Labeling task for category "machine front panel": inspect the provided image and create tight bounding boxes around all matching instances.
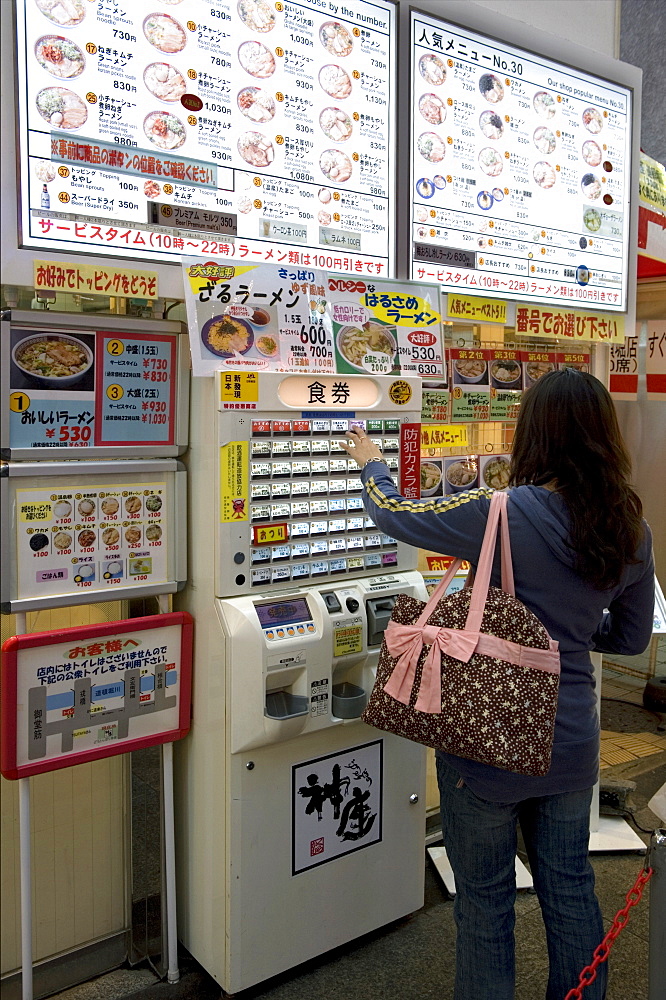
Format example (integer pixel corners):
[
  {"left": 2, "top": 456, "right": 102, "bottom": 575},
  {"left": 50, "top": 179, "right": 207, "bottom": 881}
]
[{"left": 216, "top": 373, "right": 422, "bottom": 598}]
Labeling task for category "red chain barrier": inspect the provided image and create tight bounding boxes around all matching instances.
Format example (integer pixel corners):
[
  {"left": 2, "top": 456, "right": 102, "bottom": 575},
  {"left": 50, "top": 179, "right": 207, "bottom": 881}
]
[{"left": 563, "top": 865, "right": 653, "bottom": 1000}]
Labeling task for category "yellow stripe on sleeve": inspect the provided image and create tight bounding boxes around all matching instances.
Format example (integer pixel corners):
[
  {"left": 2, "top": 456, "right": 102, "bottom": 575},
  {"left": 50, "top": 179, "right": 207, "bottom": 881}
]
[{"left": 365, "top": 478, "right": 494, "bottom": 514}]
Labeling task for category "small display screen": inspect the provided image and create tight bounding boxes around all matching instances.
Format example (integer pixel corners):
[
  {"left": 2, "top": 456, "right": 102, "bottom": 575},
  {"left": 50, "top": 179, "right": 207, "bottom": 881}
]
[{"left": 255, "top": 598, "right": 312, "bottom": 629}]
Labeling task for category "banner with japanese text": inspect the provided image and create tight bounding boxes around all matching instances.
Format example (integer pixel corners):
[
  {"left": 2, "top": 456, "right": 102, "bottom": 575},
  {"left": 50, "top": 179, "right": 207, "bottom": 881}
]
[
  {"left": 646, "top": 321, "right": 666, "bottom": 400},
  {"left": 183, "top": 259, "right": 444, "bottom": 378},
  {"left": 515, "top": 305, "right": 624, "bottom": 343},
  {"left": 34, "top": 260, "right": 158, "bottom": 299},
  {"left": 609, "top": 336, "right": 638, "bottom": 400}
]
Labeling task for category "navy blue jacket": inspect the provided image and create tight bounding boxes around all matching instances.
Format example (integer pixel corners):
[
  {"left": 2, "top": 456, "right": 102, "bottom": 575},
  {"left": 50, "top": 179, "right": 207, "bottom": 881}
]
[{"left": 361, "top": 461, "right": 655, "bottom": 801}]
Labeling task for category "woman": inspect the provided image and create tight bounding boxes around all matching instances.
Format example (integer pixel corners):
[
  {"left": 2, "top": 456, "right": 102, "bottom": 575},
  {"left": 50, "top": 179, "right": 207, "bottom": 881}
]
[{"left": 341, "top": 369, "right": 654, "bottom": 1000}]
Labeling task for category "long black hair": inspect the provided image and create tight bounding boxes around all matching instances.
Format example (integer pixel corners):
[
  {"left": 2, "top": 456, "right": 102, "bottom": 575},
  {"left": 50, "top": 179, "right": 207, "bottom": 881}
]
[{"left": 509, "top": 368, "right": 644, "bottom": 589}]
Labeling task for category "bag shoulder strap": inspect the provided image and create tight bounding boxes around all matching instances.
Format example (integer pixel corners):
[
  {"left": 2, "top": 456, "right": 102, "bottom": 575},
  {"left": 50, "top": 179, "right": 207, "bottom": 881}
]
[
  {"left": 414, "top": 490, "right": 514, "bottom": 628},
  {"left": 466, "top": 491, "right": 514, "bottom": 632}
]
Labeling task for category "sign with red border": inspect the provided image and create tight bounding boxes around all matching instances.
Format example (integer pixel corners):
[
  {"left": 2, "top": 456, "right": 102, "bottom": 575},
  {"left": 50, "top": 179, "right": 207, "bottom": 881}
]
[{"left": 1, "top": 613, "right": 192, "bottom": 780}]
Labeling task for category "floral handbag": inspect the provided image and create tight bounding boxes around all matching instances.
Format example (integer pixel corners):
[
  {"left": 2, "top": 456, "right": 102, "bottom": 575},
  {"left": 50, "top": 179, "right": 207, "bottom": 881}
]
[{"left": 361, "top": 491, "right": 561, "bottom": 776}]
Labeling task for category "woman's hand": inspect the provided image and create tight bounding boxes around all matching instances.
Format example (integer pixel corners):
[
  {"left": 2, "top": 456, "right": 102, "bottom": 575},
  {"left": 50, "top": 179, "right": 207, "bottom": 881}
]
[{"left": 340, "top": 427, "right": 385, "bottom": 468}]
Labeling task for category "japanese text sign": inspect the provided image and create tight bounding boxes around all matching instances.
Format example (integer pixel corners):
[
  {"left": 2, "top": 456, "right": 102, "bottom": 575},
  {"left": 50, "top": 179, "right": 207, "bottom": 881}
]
[
  {"left": 1, "top": 613, "right": 193, "bottom": 779},
  {"left": 34, "top": 261, "right": 158, "bottom": 299},
  {"left": 184, "top": 261, "right": 444, "bottom": 378},
  {"left": 646, "top": 320, "right": 666, "bottom": 400},
  {"left": 515, "top": 306, "right": 624, "bottom": 343},
  {"left": 609, "top": 336, "right": 638, "bottom": 399}
]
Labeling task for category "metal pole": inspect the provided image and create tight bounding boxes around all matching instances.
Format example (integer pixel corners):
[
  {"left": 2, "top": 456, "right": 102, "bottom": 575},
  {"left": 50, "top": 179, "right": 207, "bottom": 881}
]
[
  {"left": 156, "top": 594, "right": 179, "bottom": 984},
  {"left": 19, "top": 778, "right": 33, "bottom": 1000},
  {"left": 648, "top": 828, "right": 666, "bottom": 1000},
  {"left": 162, "top": 741, "right": 179, "bottom": 984},
  {"left": 16, "top": 612, "right": 33, "bottom": 1000}
]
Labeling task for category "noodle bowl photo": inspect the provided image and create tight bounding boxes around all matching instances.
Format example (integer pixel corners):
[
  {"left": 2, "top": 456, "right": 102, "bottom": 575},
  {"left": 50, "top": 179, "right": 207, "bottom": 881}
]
[
  {"left": 337, "top": 322, "right": 396, "bottom": 371},
  {"left": 12, "top": 334, "right": 93, "bottom": 387}
]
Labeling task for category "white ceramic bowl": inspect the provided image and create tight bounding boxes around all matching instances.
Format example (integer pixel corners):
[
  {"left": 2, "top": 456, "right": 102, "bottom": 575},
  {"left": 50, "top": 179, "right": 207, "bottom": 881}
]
[
  {"left": 420, "top": 462, "right": 443, "bottom": 496},
  {"left": 445, "top": 461, "right": 478, "bottom": 493},
  {"left": 12, "top": 333, "right": 93, "bottom": 387}
]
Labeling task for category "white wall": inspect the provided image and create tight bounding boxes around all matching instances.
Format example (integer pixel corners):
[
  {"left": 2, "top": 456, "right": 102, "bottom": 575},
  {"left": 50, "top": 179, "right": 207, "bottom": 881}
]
[{"left": 466, "top": 0, "right": 619, "bottom": 56}]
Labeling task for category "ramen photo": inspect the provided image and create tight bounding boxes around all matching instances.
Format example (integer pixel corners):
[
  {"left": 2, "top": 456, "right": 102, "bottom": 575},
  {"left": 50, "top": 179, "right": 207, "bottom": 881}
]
[
  {"left": 319, "top": 64, "right": 352, "bottom": 99},
  {"left": 36, "top": 87, "right": 87, "bottom": 128},
  {"left": 238, "top": 40, "right": 276, "bottom": 78},
  {"left": 582, "top": 107, "right": 603, "bottom": 134},
  {"left": 237, "top": 0, "right": 275, "bottom": 32},
  {"left": 204, "top": 316, "right": 254, "bottom": 356},
  {"left": 237, "top": 87, "right": 275, "bottom": 123},
  {"left": 319, "top": 107, "right": 353, "bottom": 141},
  {"left": 479, "top": 111, "right": 503, "bottom": 139},
  {"left": 533, "top": 127, "right": 556, "bottom": 155},
  {"left": 420, "top": 462, "right": 442, "bottom": 494},
  {"left": 418, "top": 132, "right": 446, "bottom": 163},
  {"left": 35, "top": 36, "right": 85, "bottom": 78},
  {"left": 143, "top": 62, "right": 186, "bottom": 102},
  {"left": 35, "top": 0, "right": 86, "bottom": 27},
  {"left": 533, "top": 91, "right": 556, "bottom": 118},
  {"left": 319, "top": 21, "right": 353, "bottom": 57},
  {"left": 237, "top": 131, "right": 274, "bottom": 166},
  {"left": 483, "top": 458, "right": 511, "bottom": 490},
  {"left": 533, "top": 161, "right": 556, "bottom": 189},
  {"left": 143, "top": 111, "right": 186, "bottom": 150},
  {"left": 14, "top": 337, "right": 90, "bottom": 379},
  {"left": 419, "top": 93, "right": 447, "bottom": 125},
  {"left": 338, "top": 323, "right": 396, "bottom": 369},
  {"left": 446, "top": 461, "right": 478, "bottom": 489},
  {"left": 479, "top": 147, "right": 503, "bottom": 177},
  {"left": 419, "top": 53, "right": 446, "bottom": 86},
  {"left": 479, "top": 74, "right": 504, "bottom": 103},
  {"left": 143, "top": 13, "right": 187, "bottom": 53}
]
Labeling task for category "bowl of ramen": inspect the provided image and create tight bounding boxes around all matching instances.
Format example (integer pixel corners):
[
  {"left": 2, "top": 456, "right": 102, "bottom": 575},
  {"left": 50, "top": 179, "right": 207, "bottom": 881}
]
[
  {"left": 533, "top": 91, "right": 556, "bottom": 118},
  {"left": 583, "top": 208, "right": 602, "bottom": 232},
  {"left": 35, "top": 0, "right": 86, "bottom": 27},
  {"left": 237, "top": 0, "right": 275, "bottom": 32},
  {"left": 36, "top": 86, "right": 87, "bottom": 129},
  {"left": 35, "top": 35, "right": 85, "bottom": 79},
  {"left": 143, "top": 12, "right": 187, "bottom": 53},
  {"left": 319, "top": 64, "right": 352, "bottom": 99},
  {"left": 12, "top": 334, "right": 93, "bottom": 387},
  {"left": 420, "top": 461, "right": 443, "bottom": 496},
  {"left": 490, "top": 359, "right": 522, "bottom": 387},
  {"left": 418, "top": 132, "right": 446, "bottom": 163},
  {"left": 419, "top": 93, "right": 447, "bottom": 125},
  {"left": 533, "top": 126, "right": 556, "bottom": 155},
  {"left": 482, "top": 457, "right": 511, "bottom": 490},
  {"left": 202, "top": 315, "right": 254, "bottom": 357},
  {"left": 421, "top": 462, "right": 443, "bottom": 497},
  {"left": 337, "top": 322, "right": 396, "bottom": 371},
  {"left": 143, "top": 62, "right": 186, "bottom": 102},
  {"left": 453, "top": 358, "right": 487, "bottom": 384},
  {"left": 416, "top": 177, "right": 435, "bottom": 198},
  {"left": 143, "top": 111, "right": 186, "bottom": 150},
  {"left": 526, "top": 360, "right": 555, "bottom": 384},
  {"left": 319, "top": 21, "right": 353, "bottom": 57},
  {"left": 419, "top": 53, "right": 446, "bottom": 86},
  {"left": 479, "top": 110, "right": 503, "bottom": 139},
  {"left": 582, "top": 107, "right": 603, "bottom": 134},
  {"left": 582, "top": 140, "right": 602, "bottom": 167},
  {"left": 237, "top": 87, "right": 275, "bottom": 123},
  {"left": 445, "top": 460, "right": 478, "bottom": 493}
]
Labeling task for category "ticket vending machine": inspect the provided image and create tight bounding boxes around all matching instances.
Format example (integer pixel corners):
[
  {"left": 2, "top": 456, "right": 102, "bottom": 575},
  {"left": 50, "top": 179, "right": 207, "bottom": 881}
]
[{"left": 176, "top": 373, "right": 427, "bottom": 995}]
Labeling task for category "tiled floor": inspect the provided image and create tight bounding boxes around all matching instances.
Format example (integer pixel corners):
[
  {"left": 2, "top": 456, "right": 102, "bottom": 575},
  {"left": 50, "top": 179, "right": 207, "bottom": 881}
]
[{"left": 43, "top": 662, "right": 665, "bottom": 1000}]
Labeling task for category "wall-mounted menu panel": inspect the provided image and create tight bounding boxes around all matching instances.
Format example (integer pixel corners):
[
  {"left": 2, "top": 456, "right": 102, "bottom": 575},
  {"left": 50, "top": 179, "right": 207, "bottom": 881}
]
[
  {"left": 410, "top": 10, "right": 633, "bottom": 311},
  {"left": 1, "top": 311, "right": 189, "bottom": 459},
  {"left": 16, "top": 0, "right": 395, "bottom": 274},
  {"left": 1, "top": 459, "right": 186, "bottom": 613}
]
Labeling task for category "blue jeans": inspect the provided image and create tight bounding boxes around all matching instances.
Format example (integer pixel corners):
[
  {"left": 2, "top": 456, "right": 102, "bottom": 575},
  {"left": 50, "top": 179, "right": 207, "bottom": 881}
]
[{"left": 436, "top": 755, "right": 606, "bottom": 1000}]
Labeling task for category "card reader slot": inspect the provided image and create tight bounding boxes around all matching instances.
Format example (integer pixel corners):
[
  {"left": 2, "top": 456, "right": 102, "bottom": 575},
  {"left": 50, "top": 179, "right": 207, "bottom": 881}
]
[{"left": 366, "top": 595, "right": 397, "bottom": 647}]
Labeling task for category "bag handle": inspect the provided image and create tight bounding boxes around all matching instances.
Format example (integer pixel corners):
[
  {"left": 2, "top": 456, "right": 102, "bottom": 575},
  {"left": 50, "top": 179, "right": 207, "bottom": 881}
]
[
  {"left": 414, "top": 490, "right": 514, "bottom": 629},
  {"left": 465, "top": 491, "right": 514, "bottom": 632}
]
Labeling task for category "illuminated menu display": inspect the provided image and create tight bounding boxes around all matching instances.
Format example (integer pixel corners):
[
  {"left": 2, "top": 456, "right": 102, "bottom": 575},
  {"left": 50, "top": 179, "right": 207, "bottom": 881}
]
[
  {"left": 16, "top": 0, "right": 395, "bottom": 273},
  {"left": 410, "top": 11, "right": 632, "bottom": 311}
]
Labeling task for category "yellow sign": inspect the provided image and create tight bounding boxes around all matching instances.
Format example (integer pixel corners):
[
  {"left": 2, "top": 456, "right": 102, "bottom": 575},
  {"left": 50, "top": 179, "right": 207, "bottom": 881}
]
[
  {"left": 34, "top": 261, "right": 158, "bottom": 299},
  {"left": 447, "top": 294, "right": 507, "bottom": 325},
  {"left": 420, "top": 424, "right": 468, "bottom": 449},
  {"left": 219, "top": 372, "right": 259, "bottom": 404},
  {"left": 220, "top": 442, "right": 248, "bottom": 523},
  {"left": 19, "top": 502, "right": 52, "bottom": 522},
  {"left": 516, "top": 305, "right": 624, "bottom": 343},
  {"left": 370, "top": 294, "right": 443, "bottom": 328},
  {"left": 253, "top": 523, "right": 288, "bottom": 545},
  {"left": 333, "top": 624, "right": 363, "bottom": 657},
  {"left": 388, "top": 380, "right": 412, "bottom": 405}
]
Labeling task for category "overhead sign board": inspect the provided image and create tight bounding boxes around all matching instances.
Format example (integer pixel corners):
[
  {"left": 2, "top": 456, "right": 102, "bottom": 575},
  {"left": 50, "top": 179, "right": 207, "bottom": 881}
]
[
  {"left": 15, "top": 0, "right": 396, "bottom": 274},
  {"left": 410, "top": 10, "right": 633, "bottom": 312}
]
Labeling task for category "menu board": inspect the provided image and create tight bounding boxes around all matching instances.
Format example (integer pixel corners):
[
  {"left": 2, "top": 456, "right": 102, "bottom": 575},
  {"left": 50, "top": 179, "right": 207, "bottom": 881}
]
[
  {"left": 410, "top": 11, "right": 632, "bottom": 311},
  {"left": 16, "top": 0, "right": 395, "bottom": 273},
  {"left": 183, "top": 260, "right": 443, "bottom": 377},
  {"left": 4, "top": 322, "right": 182, "bottom": 456},
  {"left": 15, "top": 482, "right": 168, "bottom": 601}
]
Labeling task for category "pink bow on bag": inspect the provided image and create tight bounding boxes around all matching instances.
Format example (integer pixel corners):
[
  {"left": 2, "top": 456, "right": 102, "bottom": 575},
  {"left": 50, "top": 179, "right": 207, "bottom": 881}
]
[{"left": 382, "top": 620, "right": 481, "bottom": 713}]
